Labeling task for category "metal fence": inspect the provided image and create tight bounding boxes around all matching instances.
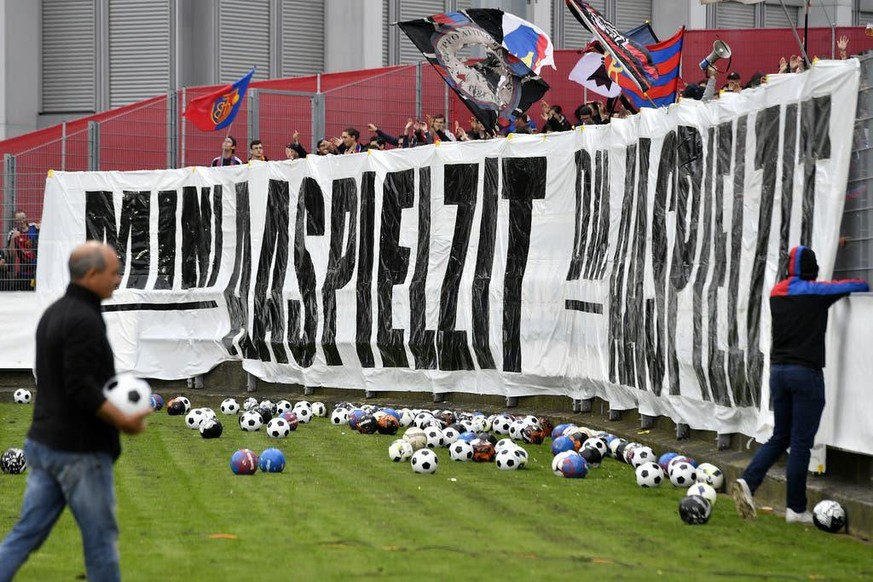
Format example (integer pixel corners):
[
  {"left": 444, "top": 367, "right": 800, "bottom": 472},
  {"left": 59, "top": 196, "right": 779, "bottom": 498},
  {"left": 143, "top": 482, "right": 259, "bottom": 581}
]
[{"left": 2, "top": 37, "right": 873, "bottom": 290}]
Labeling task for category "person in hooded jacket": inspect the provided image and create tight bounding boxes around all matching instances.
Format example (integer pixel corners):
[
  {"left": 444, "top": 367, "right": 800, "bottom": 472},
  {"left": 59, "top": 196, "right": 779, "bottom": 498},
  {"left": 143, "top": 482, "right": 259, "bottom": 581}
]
[{"left": 732, "top": 246, "right": 869, "bottom": 524}]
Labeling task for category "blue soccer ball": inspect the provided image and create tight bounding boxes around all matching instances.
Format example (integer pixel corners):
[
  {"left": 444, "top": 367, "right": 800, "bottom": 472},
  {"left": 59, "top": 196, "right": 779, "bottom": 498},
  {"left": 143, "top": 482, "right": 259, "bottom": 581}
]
[
  {"left": 150, "top": 394, "right": 164, "bottom": 410},
  {"left": 457, "top": 431, "right": 477, "bottom": 443},
  {"left": 551, "top": 423, "right": 572, "bottom": 439},
  {"left": 559, "top": 453, "right": 589, "bottom": 478},
  {"left": 551, "top": 435, "right": 576, "bottom": 456},
  {"left": 258, "top": 448, "right": 286, "bottom": 473},
  {"left": 658, "top": 452, "right": 679, "bottom": 472}
]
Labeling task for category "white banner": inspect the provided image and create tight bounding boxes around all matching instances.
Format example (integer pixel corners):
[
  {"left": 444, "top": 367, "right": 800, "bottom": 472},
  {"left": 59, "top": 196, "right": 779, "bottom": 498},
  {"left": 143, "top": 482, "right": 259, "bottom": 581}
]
[{"left": 33, "top": 61, "right": 863, "bottom": 457}]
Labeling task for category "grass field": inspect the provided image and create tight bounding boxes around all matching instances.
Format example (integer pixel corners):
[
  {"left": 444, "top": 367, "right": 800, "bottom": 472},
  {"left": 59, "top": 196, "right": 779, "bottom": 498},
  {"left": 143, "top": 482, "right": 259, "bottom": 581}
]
[{"left": 1, "top": 398, "right": 871, "bottom": 581}]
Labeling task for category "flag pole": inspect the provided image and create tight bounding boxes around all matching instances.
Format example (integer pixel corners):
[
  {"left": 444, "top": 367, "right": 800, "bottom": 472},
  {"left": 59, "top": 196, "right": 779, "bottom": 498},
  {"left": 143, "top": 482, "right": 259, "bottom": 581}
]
[{"left": 780, "top": 0, "right": 811, "bottom": 66}]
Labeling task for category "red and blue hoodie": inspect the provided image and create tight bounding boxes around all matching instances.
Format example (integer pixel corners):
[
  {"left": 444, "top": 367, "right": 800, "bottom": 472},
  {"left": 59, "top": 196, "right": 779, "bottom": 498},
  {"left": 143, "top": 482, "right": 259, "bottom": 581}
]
[{"left": 770, "top": 246, "right": 869, "bottom": 368}]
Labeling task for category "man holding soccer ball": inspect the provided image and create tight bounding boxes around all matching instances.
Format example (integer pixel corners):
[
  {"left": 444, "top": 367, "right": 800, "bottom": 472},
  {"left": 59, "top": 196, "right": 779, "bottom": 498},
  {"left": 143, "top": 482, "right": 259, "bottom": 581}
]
[{"left": 0, "top": 242, "right": 151, "bottom": 582}]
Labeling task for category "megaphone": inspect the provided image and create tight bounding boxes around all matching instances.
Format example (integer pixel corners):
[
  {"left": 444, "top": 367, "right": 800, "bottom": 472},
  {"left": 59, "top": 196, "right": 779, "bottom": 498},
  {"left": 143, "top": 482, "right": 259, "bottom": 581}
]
[{"left": 699, "top": 40, "right": 732, "bottom": 71}]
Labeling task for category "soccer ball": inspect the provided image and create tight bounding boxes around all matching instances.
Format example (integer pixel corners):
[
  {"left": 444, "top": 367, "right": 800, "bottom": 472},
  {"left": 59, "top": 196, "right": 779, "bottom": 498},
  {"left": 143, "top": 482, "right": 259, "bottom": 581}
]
[
  {"left": 403, "top": 427, "right": 428, "bottom": 451},
  {"left": 175, "top": 396, "right": 191, "bottom": 413},
  {"left": 582, "top": 437, "right": 608, "bottom": 458},
  {"left": 166, "top": 399, "right": 186, "bottom": 416},
  {"left": 239, "top": 411, "right": 263, "bottom": 432},
  {"left": 266, "top": 418, "right": 291, "bottom": 438},
  {"left": 495, "top": 438, "right": 515, "bottom": 453},
  {"left": 0, "top": 448, "right": 27, "bottom": 474},
  {"left": 551, "top": 451, "right": 576, "bottom": 476},
  {"left": 512, "top": 446, "right": 529, "bottom": 468},
  {"left": 449, "top": 440, "right": 474, "bottom": 462},
  {"left": 220, "top": 398, "right": 240, "bottom": 415},
  {"left": 658, "top": 452, "right": 679, "bottom": 472},
  {"left": 102, "top": 374, "right": 152, "bottom": 415},
  {"left": 492, "top": 415, "right": 513, "bottom": 435},
  {"left": 150, "top": 394, "right": 164, "bottom": 410},
  {"left": 687, "top": 482, "right": 718, "bottom": 506},
  {"left": 425, "top": 427, "right": 445, "bottom": 448},
  {"left": 399, "top": 408, "right": 414, "bottom": 427},
  {"left": 411, "top": 449, "right": 438, "bottom": 474},
  {"left": 388, "top": 439, "right": 414, "bottom": 462},
  {"left": 259, "top": 448, "right": 286, "bottom": 473},
  {"left": 13, "top": 388, "right": 32, "bottom": 404},
  {"left": 579, "top": 446, "right": 603, "bottom": 468},
  {"left": 496, "top": 447, "right": 523, "bottom": 470},
  {"left": 521, "top": 425, "right": 546, "bottom": 445},
  {"left": 199, "top": 418, "right": 223, "bottom": 439},
  {"left": 185, "top": 408, "right": 208, "bottom": 429},
  {"left": 551, "top": 436, "right": 576, "bottom": 456},
  {"left": 357, "top": 415, "right": 378, "bottom": 434},
  {"left": 471, "top": 440, "right": 496, "bottom": 463},
  {"left": 695, "top": 463, "right": 725, "bottom": 491},
  {"left": 669, "top": 462, "right": 698, "bottom": 487},
  {"left": 311, "top": 402, "right": 327, "bottom": 417},
  {"left": 441, "top": 426, "right": 460, "bottom": 445},
  {"left": 258, "top": 400, "right": 276, "bottom": 414},
  {"left": 678, "top": 495, "right": 712, "bottom": 525},
  {"left": 471, "top": 415, "right": 491, "bottom": 432},
  {"left": 630, "top": 446, "right": 655, "bottom": 468},
  {"left": 635, "top": 462, "right": 665, "bottom": 488},
  {"left": 280, "top": 411, "right": 299, "bottom": 431},
  {"left": 376, "top": 414, "right": 400, "bottom": 435},
  {"left": 243, "top": 397, "right": 258, "bottom": 411},
  {"left": 508, "top": 420, "right": 525, "bottom": 441},
  {"left": 559, "top": 453, "right": 589, "bottom": 478},
  {"left": 812, "top": 500, "right": 847, "bottom": 533},
  {"left": 230, "top": 449, "right": 259, "bottom": 475},
  {"left": 294, "top": 404, "right": 313, "bottom": 424},
  {"left": 275, "top": 400, "right": 292, "bottom": 414},
  {"left": 331, "top": 408, "right": 349, "bottom": 425}
]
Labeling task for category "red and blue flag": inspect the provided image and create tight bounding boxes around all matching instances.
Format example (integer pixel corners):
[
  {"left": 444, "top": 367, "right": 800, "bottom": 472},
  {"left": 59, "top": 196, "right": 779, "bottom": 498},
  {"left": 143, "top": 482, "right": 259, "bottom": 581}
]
[
  {"left": 606, "top": 27, "right": 685, "bottom": 110},
  {"left": 183, "top": 68, "right": 255, "bottom": 132}
]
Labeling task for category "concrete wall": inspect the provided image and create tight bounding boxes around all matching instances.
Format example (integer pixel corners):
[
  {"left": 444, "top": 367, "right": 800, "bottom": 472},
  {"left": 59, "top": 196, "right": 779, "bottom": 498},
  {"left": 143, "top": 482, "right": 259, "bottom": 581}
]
[
  {"left": 0, "top": 0, "right": 40, "bottom": 140},
  {"left": 324, "top": 0, "right": 383, "bottom": 73}
]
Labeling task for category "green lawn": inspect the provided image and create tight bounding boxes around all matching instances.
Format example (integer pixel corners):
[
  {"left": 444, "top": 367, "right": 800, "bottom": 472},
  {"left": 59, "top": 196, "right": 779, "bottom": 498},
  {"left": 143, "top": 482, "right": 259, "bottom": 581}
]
[{"left": 1, "top": 399, "right": 870, "bottom": 581}]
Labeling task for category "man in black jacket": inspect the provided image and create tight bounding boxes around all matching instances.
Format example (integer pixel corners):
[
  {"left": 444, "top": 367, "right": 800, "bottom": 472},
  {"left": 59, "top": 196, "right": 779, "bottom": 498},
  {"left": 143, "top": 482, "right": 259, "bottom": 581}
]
[
  {"left": 0, "top": 241, "right": 150, "bottom": 582},
  {"left": 732, "top": 246, "right": 869, "bottom": 524}
]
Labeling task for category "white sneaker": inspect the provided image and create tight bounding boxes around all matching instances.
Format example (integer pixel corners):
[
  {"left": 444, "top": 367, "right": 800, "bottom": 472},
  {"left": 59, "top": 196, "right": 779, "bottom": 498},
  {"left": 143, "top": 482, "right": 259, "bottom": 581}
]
[
  {"left": 785, "top": 508, "right": 814, "bottom": 525},
  {"left": 731, "top": 478, "right": 757, "bottom": 520}
]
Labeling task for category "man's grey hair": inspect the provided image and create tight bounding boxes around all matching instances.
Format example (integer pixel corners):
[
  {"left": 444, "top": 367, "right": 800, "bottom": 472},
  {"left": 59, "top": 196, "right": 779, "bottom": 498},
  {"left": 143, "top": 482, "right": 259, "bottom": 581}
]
[{"left": 68, "top": 245, "right": 107, "bottom": 280}]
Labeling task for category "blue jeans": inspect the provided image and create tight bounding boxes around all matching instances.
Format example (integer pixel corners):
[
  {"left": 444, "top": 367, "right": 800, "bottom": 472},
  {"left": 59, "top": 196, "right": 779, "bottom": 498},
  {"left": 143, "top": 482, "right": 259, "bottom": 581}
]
[
  {"left": 741, "top": 364, "right": 826, "bottom": 513},
  {"left": 0, "top": 439, "right": 120, "bottom": 582}
]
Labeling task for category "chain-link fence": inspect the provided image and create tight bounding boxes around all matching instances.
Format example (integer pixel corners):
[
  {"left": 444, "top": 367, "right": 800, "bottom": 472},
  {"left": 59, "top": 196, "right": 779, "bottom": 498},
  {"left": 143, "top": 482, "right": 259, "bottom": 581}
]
[{"left": 2, "top": 50, "right": 872, "bottom": 291}]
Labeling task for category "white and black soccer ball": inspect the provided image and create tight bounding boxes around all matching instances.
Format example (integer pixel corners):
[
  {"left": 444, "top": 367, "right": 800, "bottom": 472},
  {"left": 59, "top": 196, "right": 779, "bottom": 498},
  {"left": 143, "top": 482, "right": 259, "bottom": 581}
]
[
  {"left": 495, "top": 438, "right": 515, "bottom": 453},
  {"left": 425, "top": 427, "right": 445, "bottom": 448},
  {"left": 239, "top": 410, "right": 263, "bottom": 432},
  {"left": 185, "top": 408, "right": 208, "bottom": 429},
  {"left": 687, "top": 482, "right": 718, "bottom": 506},
  {"left": 266, "top": 418, "right": 291, "bottom": 438},
  {"left": 199, "top": 418, "right": 223, "bottom": 439},
  {"left": 331, "top": 408, "right": 349, "bottom": 425},
  {"left": 492, "top": 415, "right": 513, "bottom": 435},
  {"left": 695, "top": 463, "right": 725, "bottom": 491},
  {"left": 635, "top": 462, "right": 665, "bottom": 488},
  {"left": 496, "top": 447, "right": 523, "bottom": 470},
  {"left": 259, "top": 400, "right": 276, "bottom": 414},
  {"left": 311, "top": 402, "right": 327, "bottom": 417},
  {"left": 399, "top": 408, "right": 414, "bottom": 427},
  {"left": 441, "top": 426, "right": 460, "bottom": 445},
  {"left": 13, "top": 388, "right": 32, "bottom": 404},
  {"left": 552, "top": 451, "right": 577, "bottom": 476},
  {"left": 103, "top": 374, "right": 152, "bottom": 415},
  {"left": 293, "top": 403, "right": 313, "bottom": 424},
  {"left": 812, "top": 500, "right": 848, "bottom": 533},
  {"left": 388, "top": 439, "right": 414, "bottom": 462},
  {"left": 508, "top": 419, "right": 526, "bottom": 441},
  {"left": 582, "top": 437, "right": 608, "bottom": 458},
  {"left": 243, "top": 397, "right": 259, "bottom": 411},
  {"left": 220, "top": 398, "right": 240, "bottom": 415},
  {"left": 669, "top": 462, "right": 698, "bottom": 487},
  {"left": 176, "top": 396, "right": 191, "bottom": 413},
  {"left": 275, "top": 400, "right": 292, "bottom": 414},
  {"left": 513, "top": 446, "right": 529, "bottom": 467},
  {"left": 471, "top": 415, "right": 491, "bottom": 433},
  {"left": 449, "top": 440, "right": 474, "bottom": 462},
  {"left": 0, "top": 447, "right": 27, "bottom": 474},
  {"left": 630, "top": 446, "right": 655, "bottom": 468},
  {"left": 410, "top": 448, "right": 438, "bottom": 474}
]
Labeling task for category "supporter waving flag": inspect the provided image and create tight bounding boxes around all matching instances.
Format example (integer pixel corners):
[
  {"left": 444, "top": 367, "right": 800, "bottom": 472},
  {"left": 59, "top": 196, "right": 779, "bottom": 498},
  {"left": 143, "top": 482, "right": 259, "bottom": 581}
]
[
  {"left": 398, "top": 9, "right": 550, "bottom": 134},
  {"left": 564, "top": 0, "right": 658, "bottom": 95},
  {"left": 183, "top": 68, "right": 255, "bottom": 132}
]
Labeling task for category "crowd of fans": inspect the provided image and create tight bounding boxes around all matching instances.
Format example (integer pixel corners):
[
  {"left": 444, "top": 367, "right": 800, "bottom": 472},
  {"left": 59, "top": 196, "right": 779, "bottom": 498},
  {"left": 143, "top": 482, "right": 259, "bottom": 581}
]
[{"left": 0, "top": 38, "right": 854, "bottom": 292}]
